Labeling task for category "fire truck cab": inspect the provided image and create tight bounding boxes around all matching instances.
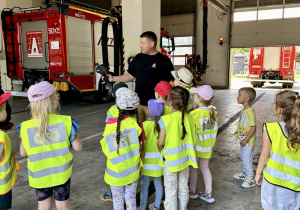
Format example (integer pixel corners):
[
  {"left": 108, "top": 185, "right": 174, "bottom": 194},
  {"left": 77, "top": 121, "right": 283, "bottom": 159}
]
[{"left": 248, "top": 46, "right": 296, "bottom": 88}]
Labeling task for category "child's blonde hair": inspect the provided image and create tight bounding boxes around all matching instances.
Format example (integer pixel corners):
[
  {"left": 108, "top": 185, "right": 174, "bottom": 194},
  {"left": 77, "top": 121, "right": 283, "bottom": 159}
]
[
  {"left": 196, "top": 94, "right": 216, "bottom": 126},
  {"left": 274, "top": 90, "right": 300, "bottom": 151},
  {"left": 30, "top": 92, "right": 59, "bottom": 143}
]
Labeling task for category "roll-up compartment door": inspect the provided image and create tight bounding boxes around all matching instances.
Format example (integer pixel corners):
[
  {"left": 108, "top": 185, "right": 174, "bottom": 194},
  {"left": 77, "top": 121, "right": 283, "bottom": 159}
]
[{"left": 67, "top": 16, "right": 93, "bottom": 75}]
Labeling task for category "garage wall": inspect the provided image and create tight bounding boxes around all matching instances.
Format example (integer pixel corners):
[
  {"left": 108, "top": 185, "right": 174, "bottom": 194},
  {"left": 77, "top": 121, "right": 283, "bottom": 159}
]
[
  {"left": 195, "top": 0, "right": 231, "bottom": 88},
  {"left": 231, "top": 18, "right": 300, "bottom": 47},
  {"left": 161, "top": 14, "right": 195, "bottom": 37}
]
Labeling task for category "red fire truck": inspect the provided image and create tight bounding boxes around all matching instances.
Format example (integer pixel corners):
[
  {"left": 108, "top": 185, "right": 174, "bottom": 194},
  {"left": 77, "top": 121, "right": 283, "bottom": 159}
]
[
  {"left": 1, "top": 2, "right": 119, "bottom": 100},
  {"left": 248, "top": 46, "right": 296, "bottom": 88}
]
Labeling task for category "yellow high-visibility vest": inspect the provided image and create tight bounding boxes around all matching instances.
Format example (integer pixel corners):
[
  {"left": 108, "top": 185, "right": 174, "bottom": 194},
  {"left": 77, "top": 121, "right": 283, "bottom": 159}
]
[
  {"left": 190, "top": 108, "right": 218, "bottom": 158},
  {"left": 163, "top": 106, "right": 172, "bottom": 116},
  {"left": 107, "top": 105, "right": 119, "bottom": 118},
  {"left": 21, "top": 114, "right": 72, "bottom": 188},
  {"left": 160, "top": 111, "right": 198, "bottom": 172},
  {"left": 186, "top": 88, "right": 195, "bottom": 111},
  {"left": 0, "top": 131, "right": 20, "bottom": 195},
  {"left": 264, "top": 122, "right": 300, "bottom": 191},
  {"left": 141, "top": 120, "right": 163, "bottom": 177},
  {"left": 101, "top": 117, "right": 142, "bottom": 186}
]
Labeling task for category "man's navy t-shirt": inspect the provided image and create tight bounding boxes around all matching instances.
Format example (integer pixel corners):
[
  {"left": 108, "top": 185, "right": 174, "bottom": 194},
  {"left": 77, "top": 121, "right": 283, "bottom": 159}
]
[{"left": 127, "top": 52, "right": 174, "bottom": 105}]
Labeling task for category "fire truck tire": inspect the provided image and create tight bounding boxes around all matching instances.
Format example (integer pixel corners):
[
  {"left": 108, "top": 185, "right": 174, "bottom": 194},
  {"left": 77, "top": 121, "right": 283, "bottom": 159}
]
[
  {"left": 257, "top": 82, "right": 264, "bottom": 87},
  {"left": 251, "top": 82, "right": 263, "bottom": 87},
  {"left": 282, "top": 83, "right": 293, "bottom": 88}
]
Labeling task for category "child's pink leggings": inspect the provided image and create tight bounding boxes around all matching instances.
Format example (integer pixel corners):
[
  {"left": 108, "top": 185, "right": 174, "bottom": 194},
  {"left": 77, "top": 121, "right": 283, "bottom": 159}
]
[{"left": 189, "top": 158, "right": 212, "bottom": 193}]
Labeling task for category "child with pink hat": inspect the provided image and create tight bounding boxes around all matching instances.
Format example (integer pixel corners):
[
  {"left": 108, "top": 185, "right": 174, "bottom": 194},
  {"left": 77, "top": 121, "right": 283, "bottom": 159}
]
[
  {"left": 188, "top": 85, "right": 218, "bottom": 204},
  {"left": 154, "top": 81, "right": 172, "bottom": 115},
  {"left": 18, "top": 81, "right": 82, "bottom": 210}
]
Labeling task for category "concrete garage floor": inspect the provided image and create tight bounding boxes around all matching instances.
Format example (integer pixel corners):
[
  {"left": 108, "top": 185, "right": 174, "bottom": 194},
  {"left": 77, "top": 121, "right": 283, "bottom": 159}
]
[{"left": 6, "top": 83, "right": 298, "bottom": 210}]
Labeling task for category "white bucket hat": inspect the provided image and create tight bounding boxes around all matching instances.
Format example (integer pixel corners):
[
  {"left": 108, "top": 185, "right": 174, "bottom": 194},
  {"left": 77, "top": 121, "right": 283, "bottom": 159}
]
[{"left": 171, "top": 67, "right": 193, "bottom": 87}]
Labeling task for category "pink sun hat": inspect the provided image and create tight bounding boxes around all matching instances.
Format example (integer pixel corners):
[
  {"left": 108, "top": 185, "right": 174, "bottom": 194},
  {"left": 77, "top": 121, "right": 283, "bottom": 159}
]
[
  {"left": 28, "top": 81, "right": 57, "bottom": 102},
  {"left": 190, "top": 85, "right": 214, "bottom": 100}
]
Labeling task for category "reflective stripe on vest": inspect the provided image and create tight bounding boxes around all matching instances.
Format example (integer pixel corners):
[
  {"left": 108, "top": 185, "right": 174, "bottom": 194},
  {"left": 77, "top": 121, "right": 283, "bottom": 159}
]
[
  {"left": 106, "top": 162, "right": 139, "bottom": 178},
  {"left": 21, "top": 114, "right": 72, "bottom": 188},
  {"left": 101, "top": 117, "right": 142, "bottom": 186},
  {"left": 165, "top": 155, "right": 197, "bottom": 168},
  {"left": 144, "top": 152, "right": 161, "bottom": 159},
  {"left": 161, "top": 112, "right": 198, "bottom": 172},
  {"left": 164, "top": 143, "right": 195, "bottom": 155},
  {"left": 143, "top": 164, "right": 163, "bottom": 171},
  {"left": 110, "top": 148, "right": 139, "bottom": 165},
  {"left": 196, "top": 133, "right": 217, "bottom": 141},
  {"left": 265, "top": 165, "right": 300, "bottom": 186},
  {"left": 0, "top": 165, "right": 15, "bottom": 186},
  {"left": 263, "top": 122, "right": 300, "bottom": 191},
  {"left": 0, "top": 156, "right": 11, "bottom": 172},
  {"left": 28, "top": 147, "right": 70, "bottom": 162},
  {"left": 195, "top": 145, "right": 214, "bottom": 153},
  {"left": 28, "top": 159, "right": 73, "bottom": 178}
]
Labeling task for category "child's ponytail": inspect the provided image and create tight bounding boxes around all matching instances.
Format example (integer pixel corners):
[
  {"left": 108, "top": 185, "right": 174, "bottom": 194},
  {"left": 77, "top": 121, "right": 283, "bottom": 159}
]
[
  {"left": 208, "top": 105, "right": 217, "bottom": 126},
  {"left": 274, "top": 90, "right": 300, "bottom": 152},
  {"left": 153, "top": 116, "right": 160, "bottom": 134},
  {"left": 115, "top": 109, "right": 124, "bottom": 155},
  {"left": 168, "top": 86, "right": 189, "bottom": 140},
  {"left": 288, "top": 94, "right": 300, "bottom": 151},
  {"left": 181, "top": 107, "right": 187, "bottom": 140},
  {"left": 134, "top": 109, "right": 143, "bottom": 143}
]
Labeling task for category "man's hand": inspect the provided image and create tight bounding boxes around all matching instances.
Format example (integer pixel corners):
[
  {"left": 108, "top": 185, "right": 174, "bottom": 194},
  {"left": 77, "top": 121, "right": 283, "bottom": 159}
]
[
  {"left": 107, "top": 74, "right": 113, "bottom": 82},
  {"left": 240, "top": 139, "right": 248, "bottom": 146},
  {"left": 101, "top": 74, "right": 113, "bottom": 84}
]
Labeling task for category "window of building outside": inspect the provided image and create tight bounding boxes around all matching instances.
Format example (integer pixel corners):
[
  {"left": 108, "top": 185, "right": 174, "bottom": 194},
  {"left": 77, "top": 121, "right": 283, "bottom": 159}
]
[
  {"left": 233, "top": 11, "right": 257, "bottom": 22},
  {"left": 258, "top": 8, "right": 283, "bottom": 20},
  {"left": 233, "top": 6, "right": 300, "bottom": 22},
  {"left": 284, "top": 7, "right": 300, "bottom": 18},
  {"left": 170, "top": 36, "right": 194, "bottom": 66}
]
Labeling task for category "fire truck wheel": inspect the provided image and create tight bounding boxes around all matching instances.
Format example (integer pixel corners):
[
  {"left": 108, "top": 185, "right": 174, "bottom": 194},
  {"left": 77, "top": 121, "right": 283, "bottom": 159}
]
[
  {"left": 257, "top": 82, "right": 264, "bottom": 87},
  {"left": 282, "top": 83, "right": 293, "bottom": 88}
]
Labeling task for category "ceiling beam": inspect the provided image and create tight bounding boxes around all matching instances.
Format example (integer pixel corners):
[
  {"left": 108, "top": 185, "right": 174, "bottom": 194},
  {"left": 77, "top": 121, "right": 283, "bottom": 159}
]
[{"left": 209, "top": 0, "right": 228, "bottom": 14}]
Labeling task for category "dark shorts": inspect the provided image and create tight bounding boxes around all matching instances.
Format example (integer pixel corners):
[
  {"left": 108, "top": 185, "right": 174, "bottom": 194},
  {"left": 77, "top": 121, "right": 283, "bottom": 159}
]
[
  {"left": 35, "top": 178, "right": 71, "bottom": 201},
  {"left": 0, "top": 190, "right": 12, "bottom": 210}
]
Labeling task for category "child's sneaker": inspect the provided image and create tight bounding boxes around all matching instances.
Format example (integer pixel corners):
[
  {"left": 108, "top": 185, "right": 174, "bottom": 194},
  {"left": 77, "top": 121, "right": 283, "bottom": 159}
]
[
  {"left": 199, "top": 192, "right": 215, "bottom": 204},
  {"left": 233, "top": 172, "right": 247, "bottom": 180},
  {"left": 149, "top": 203, "right": 161, "bottom": 210},
  {"left": 189, "top": 190, "right": 199, "bottom": 199},
  {"left": 100, "top": 191, "right": 112, "bottom": 202},
  {"left": 241, "top": 179, "right": 256, "bottom": 188}
]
